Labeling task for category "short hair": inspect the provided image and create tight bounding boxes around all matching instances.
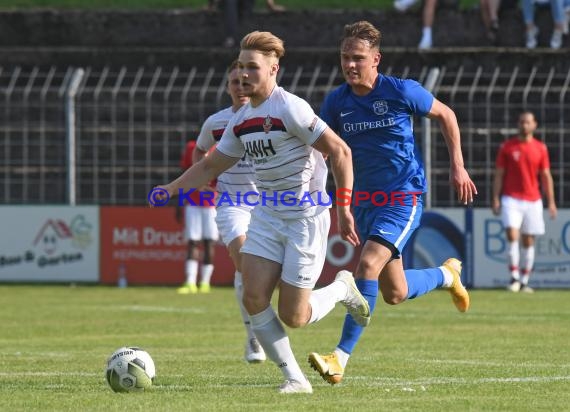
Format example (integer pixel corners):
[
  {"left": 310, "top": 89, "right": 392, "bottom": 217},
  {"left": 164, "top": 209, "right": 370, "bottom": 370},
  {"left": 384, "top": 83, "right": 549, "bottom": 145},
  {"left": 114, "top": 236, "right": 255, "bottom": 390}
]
[
  {"left": 520, "top": 110, "right": 536, "bottom": 120},
  {"left": 240, "top": 31, "right": 285, "bottom": 59},
  {"left": 342, "top": 21, "right": 382, "bottom": 50}
]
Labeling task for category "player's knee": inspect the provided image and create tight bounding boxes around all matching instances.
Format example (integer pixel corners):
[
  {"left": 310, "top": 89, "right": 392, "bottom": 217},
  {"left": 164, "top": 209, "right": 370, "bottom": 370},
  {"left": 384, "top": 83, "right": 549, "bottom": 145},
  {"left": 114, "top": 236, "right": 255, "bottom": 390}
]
[
  {"left": 187, "top": 240, "right": 199, "bottom": 257},
  {"left": 242, "top": 291, "right": 269, "bottom": 314},
  {"left": 382, "top": 290, "right": 407, "bottom": 305},
  {"left": 278, "top": 310, "right": 306, "bottom": 328},
  {"left": 357, "top": 257, "right": 382, "bottom": 279}
]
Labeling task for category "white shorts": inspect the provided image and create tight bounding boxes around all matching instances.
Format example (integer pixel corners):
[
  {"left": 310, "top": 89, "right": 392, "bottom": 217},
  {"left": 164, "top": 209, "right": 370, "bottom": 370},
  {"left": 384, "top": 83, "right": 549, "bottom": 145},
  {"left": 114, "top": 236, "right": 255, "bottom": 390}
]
[
  {"left": 185, "top": 206, "right": 219, "bottom": 241},
  {"left": 501, "top": 195, "right": 545, "bottom": 235},
  {"left": 241, "top": 207, "right": 331, "bottom": 289},
  {"left": 215, "top": 205, "right": 253, "bottom": 246}
]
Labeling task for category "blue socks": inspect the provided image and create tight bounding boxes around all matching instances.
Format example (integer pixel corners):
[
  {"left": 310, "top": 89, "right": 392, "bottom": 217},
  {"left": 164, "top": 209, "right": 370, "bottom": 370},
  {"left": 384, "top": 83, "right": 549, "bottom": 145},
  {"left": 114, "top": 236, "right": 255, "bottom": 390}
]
[
  {"left": 337, "top": 268, "right": 444, "bottom": 355},
  {"left": 337, "top": 279, "right": 378, "bottom": 355},
  {"left": 405, "top": 268, "right": 445, "bottom": 300}
]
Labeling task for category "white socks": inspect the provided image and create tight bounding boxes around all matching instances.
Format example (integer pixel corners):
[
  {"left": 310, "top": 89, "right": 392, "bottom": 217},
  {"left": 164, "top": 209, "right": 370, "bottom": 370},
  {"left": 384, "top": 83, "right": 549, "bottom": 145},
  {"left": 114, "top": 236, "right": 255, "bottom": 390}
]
[
  {"left": 249, "top": 306, "right": 307, "bottom": 383},
  {"left": 508, "top": 241, "right": 520, "bottom": 280},
  {"left": 334, "top": 348, "right": 350, "bottom": 369},
  {"left": 419, "top": 27, "right": 433, "bottom": 49},
  {"left": 440, "top": 266, "right": 454, "bottom": 288},
  {"left": 308, "top": 280, "right": 348, "bottom": 324},
  {"left": 186, "top": 261, "right": 214, "bottom": 286},
  {"left": 520, "top": 246, "right": 535, "bottom": 285},
  {"left": 185, "top": 259, "right": 198, "bottom": 285},
  {"left": 200, "top": 263, "right": 214, "bottom": 286},
  {"left": 234, "top": 271, "right": 255, "bottom": 340}
]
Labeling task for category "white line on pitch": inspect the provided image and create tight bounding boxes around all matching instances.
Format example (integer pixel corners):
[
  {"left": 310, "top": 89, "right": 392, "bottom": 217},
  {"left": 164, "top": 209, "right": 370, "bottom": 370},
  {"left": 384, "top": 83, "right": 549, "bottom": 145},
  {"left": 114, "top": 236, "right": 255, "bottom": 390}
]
[
  {"left": 348, "top": 375, "right": 570, "bottom": 385},
  {"left": 157, "top": 375, "right": 570, "bottom": 390},
  {"left": 408, "top": 358, "right": 570, "bottom": 368},
  {"left": 0, "top": 372, "right": 185, "bottom": 377},
  {"left": 0, "top": 372, "right": 100, "bottom": 377},
  {"left": 117, "top": 305, "right": 205, "bottom": 314}
]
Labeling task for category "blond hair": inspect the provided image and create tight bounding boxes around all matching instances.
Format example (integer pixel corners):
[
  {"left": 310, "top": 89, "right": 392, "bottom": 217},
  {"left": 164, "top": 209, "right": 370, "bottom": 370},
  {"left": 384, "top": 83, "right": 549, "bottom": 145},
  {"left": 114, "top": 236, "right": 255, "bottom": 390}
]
[
  {"left": 342, "top": 21, "right": 382, "bottom": 50},
  {"left": 240, "top": 31, "right": 285, "bottom": 59}
]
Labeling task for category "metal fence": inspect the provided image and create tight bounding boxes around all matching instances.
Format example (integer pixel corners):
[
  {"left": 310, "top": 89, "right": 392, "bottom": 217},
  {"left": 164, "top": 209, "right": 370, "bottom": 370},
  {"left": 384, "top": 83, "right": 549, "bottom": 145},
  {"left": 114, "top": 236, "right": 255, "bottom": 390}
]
[{"left": 1, "top": 65, "right": 569, "bottom": 207}]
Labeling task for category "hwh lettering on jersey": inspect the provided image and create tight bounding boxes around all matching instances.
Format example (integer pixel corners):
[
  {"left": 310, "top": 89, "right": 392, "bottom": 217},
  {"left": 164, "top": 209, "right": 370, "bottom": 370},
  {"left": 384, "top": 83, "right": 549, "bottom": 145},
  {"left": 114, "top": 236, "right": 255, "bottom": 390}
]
[{"left": 244, "top": 139, "right": 276, "bottom": 158}]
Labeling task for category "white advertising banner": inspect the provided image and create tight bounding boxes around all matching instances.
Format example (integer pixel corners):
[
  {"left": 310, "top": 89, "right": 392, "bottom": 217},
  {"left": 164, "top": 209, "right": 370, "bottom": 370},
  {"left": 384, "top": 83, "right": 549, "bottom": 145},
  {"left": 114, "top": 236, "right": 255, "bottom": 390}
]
[
  {"left": 405, "top": 207, "right": 569, "bottom": 289},
  {"left": 403, "top": 208, "right": 471, "bottom": 283},
  {"left": 472, "top": 209, "right": 570, "bottom": 288},
  {"left": 0, "top": 206, "right": 99, "bottom": 282}
]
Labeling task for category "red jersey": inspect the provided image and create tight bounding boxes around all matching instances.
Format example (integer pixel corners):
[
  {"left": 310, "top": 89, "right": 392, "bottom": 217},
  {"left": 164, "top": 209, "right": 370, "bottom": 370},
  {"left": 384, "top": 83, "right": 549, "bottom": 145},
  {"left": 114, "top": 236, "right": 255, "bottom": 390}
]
[
  {"left": 180, "top": 140, "right": 216, "bottom": 207},
  {"left": 495, "top": 137, "right": 550, "bottom": 201}
]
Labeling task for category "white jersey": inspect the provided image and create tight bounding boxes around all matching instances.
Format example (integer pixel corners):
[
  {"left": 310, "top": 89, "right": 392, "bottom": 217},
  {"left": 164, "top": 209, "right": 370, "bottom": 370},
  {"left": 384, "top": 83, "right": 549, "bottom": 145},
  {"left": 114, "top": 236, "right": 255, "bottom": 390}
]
[
  {"left": 196, "top": 106, "right": 257, "bottom": 206},
  {"left": 217, "top": 86, "right": 331, "bottom": 219}
]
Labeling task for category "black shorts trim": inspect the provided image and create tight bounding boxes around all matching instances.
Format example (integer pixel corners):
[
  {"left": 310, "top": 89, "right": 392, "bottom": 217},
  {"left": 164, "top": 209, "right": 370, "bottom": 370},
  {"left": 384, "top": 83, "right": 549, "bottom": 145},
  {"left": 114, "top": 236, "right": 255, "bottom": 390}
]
[{"left": 368, "top": 235, "right": 400, "bottom": 259}]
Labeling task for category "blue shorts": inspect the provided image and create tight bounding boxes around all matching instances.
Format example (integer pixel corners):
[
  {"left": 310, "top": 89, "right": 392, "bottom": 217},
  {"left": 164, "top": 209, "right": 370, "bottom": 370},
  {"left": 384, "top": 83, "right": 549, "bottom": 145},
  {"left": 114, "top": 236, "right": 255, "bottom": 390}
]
[{"left": 354, "top": 194, "right": 423, "bottom": 257}]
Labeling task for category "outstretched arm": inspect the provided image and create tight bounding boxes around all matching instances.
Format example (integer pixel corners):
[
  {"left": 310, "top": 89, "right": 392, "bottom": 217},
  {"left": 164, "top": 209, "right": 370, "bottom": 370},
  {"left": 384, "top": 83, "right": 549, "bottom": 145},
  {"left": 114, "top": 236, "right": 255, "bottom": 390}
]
[
  {"left": 192, "top": 146, "right": 208, "bottom": 164},
  {"left": 427, "top": 98, "right": 478, "bottom": 205},
  {"left": 192, "top": 145, "right": 218, "bottom": 192},
  {"left": 152, "top": 149, "right": 238, "bottom": 205}
]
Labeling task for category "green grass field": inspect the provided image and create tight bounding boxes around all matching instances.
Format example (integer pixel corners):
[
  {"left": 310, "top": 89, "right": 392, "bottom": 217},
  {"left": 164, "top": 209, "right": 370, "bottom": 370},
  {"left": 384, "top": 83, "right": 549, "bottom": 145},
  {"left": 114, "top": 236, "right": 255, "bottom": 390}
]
[{"left": 1, "top": 285, "right": 569, "bottom": 411}]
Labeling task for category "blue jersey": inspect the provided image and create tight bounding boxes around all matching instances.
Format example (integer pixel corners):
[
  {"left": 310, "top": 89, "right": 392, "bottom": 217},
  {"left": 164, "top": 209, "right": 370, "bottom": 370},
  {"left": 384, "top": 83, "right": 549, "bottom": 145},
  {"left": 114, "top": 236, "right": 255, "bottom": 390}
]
[{"left": 320, "top": 74, "right": 433, "bottom": 208}]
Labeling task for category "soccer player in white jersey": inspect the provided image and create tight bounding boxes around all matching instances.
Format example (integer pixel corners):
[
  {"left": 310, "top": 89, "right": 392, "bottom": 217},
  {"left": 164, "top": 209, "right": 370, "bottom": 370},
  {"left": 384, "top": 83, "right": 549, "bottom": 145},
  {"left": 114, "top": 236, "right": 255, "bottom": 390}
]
[
  {"left": 193, "top": 60, "right": 266, "bottom": 363},
  {"left": 151, "top": 30, "right": 370, "bottom": 394}
]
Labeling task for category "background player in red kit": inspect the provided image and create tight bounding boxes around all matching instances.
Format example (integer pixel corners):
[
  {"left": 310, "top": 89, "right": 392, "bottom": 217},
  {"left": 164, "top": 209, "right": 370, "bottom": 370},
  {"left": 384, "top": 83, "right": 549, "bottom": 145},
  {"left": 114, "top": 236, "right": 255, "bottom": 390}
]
[
  {"left": 176, "top": 139, "right": 218, "bottom": 294},
  {"left": 492, "top": 111, "right": 557, "bottom": 293}
]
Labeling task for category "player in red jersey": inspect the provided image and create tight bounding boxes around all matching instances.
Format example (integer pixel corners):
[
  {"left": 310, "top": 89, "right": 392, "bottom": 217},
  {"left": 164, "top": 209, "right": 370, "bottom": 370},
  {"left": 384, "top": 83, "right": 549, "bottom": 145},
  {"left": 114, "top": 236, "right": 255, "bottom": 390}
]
[
  {"left": 492, "top": 111, "right": 557, "bottom": 293},
  {"left": 176, "top": 139, "right": 218, "bottom": 294}
]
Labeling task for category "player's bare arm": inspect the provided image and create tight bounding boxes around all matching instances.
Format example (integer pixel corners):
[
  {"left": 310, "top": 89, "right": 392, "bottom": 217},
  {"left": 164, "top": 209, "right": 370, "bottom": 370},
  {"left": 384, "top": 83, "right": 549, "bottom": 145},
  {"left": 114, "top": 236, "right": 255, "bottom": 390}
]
[
  {"left": 427, "top": 98, "right": 478, "bottom": 205},
  {"left": 192, "top": 146, "right": 208, "bottom": 164},
  {"left": 192, "top": 145, "right": 218, "bottom": 192},
  {"left": 492, "top": 168, "right": 505, "bottom": 216},
  {"left": 312, "top": 127, "right": 359, "bottom": 247},
  {"left": 540, "top": 168, "right": 557, "bottom": 219},
  {"left": 152, "top": 149, "right": 238, "bottom": 205}
]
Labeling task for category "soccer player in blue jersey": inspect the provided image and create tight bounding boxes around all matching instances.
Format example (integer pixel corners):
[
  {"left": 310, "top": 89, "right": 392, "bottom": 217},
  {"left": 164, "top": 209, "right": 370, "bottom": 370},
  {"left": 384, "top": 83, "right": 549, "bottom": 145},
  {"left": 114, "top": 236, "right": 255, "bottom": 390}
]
[
  {"left": 308, "top": 20, "right": 478, "bottom": 385},
  {"left": 151, "top": 30, "right": 370, "bottom": 394}
]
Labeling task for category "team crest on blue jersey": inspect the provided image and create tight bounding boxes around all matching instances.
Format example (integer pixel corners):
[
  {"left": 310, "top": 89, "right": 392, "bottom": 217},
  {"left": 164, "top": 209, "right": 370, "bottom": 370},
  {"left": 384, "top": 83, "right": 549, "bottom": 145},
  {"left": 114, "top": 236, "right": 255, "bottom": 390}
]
[
  {"left": 263, "top": 115, "right": 273, "bottom": 134},
  {"left": 373, "top": 100, "right": 388, "bottom": 115}
]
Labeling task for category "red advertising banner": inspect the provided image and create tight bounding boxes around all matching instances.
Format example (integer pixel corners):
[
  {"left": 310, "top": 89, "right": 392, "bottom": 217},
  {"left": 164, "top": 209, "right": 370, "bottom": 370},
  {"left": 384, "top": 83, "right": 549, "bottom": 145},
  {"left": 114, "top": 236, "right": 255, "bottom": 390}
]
[
  {"left": 100, "top": 207, "right": 361, "bottom": 286},
  {"left": 320, "top": 209, "right": 362, "bottom": 285},
  {"left": 100, "top": 207, "right": 233, "bottom": 285}
]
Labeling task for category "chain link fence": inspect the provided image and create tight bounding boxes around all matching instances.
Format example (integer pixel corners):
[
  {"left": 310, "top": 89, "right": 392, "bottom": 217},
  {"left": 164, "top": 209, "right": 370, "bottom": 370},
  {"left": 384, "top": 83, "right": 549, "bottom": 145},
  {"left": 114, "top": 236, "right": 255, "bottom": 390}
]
[{"left": 1, "top": 65, "right": 569, "bottom": 207}]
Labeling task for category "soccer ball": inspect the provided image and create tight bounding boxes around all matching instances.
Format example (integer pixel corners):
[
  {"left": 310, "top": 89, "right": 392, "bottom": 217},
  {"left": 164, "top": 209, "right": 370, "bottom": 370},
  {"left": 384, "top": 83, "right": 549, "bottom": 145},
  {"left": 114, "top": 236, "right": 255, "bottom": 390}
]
[{"left": 105, "top": 347, "right": 156, "bottom": 392}]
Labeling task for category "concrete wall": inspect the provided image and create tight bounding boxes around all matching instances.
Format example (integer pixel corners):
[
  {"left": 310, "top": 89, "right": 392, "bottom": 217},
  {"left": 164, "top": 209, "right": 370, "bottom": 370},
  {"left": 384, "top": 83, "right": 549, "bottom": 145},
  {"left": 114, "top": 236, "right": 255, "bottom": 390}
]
[
  {"left": 0, "top": 7, "right": 567, "bottom": 69},
  {"left": 0, "top": 7, "right": 563, "bottom": 49}
]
